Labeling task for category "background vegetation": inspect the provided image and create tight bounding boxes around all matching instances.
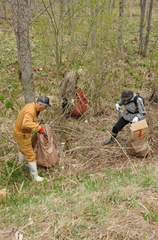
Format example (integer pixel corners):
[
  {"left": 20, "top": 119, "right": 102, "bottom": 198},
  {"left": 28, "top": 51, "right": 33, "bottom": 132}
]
[{"left": 1, "top": 0, "right": 158, "bottom": 239}]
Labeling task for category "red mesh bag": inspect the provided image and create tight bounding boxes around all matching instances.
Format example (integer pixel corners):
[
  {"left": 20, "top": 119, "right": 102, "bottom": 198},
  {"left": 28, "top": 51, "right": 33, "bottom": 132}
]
[{"left": 71, "top": 87, "right": 88, "bottom": 117}]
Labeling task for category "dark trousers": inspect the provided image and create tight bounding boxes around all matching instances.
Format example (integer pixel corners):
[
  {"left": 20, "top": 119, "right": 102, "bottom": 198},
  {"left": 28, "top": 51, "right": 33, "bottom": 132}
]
[
  {"left": 112, "top": 117, "right": 129, "bottom": 134},
  {"left": 62, "top": 98, "right": 71, "bottom": 118}
]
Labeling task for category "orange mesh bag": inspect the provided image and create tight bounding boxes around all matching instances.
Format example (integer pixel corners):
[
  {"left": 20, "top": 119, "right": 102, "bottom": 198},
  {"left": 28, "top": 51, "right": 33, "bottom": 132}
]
[
  {"left": 36, "top": 124, "right": 59, "bottom": 167},
  {"left": 71, "top": 87, "right": 88, "bottom": 117}
]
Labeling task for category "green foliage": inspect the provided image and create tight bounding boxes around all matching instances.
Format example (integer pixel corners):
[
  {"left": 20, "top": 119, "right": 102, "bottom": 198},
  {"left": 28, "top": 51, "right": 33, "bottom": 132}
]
[
  {"left": 0, "top": 158, "right": 158, "bottom": 239},
  {"left": 142, "top": 211, "right": 158, "bottom": 223},
  {"left": 5, "top": 101, "right": 13, "bottom": 108},
  {"left": 124, "top": 59, "right": 130, "bottom": 63},
  {"left": 81, "top": 150, "right": 89, "bottom": 156},
  {"left": 4, "top": 165, "right": 21, "bottom": 181},
  {"left": 2, "top": 161, "right": 26, "bottom": 184},
  {"left": 0, "top": 95, "right": 5, "bottom": 101},
  {"left": 12, "top": 83, "right": 19, "bottom": 89},
  {"left": 96, "top": 124, "right": 105, "bottom": 131}
]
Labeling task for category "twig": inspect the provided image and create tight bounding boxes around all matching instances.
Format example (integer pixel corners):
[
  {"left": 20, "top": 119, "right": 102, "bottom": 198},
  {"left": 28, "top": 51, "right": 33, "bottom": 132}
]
[
  {"left": 58, "top": 173, "right": 78, "bottom": 185},
  {"left": 0, "top": 134, "right": 16, "bottom": 144},
  {"left": 14, "top": 181, "right": 24, "bottom": 194},
  {"left": 65, "top": 146, "right": 93, "bottom": 153},
  {"left": 64, "top": 145, "right": 112, "bottom": 154},
  {"left": 30, "top": 2, "right": 53, "bottom": 24},
  {"left": 138, "top": 202, "right": 149, "bottom": 213},
  {"left": 77, "top": 153, "right": 100, "bottom": 171},
  {"left": 37, "top": 224, "right": 52, "bottom": 238},
  {"left": 106, "top": 131, "right": 138, "bottom": 175}
]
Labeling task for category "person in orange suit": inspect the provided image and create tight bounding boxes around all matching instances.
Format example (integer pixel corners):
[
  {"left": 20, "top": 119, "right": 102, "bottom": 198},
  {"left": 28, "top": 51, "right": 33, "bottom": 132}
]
[{"left": 13, "top": 96, "right": 52, "bottom": 181}]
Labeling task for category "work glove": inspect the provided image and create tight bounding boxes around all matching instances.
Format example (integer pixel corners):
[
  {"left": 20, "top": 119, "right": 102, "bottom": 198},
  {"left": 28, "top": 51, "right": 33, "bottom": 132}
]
[
  {"left": 71, "top": 99, "right": 75, "bottom": 105},
  {"left": 132, "top": 116, "right": 139, "bottom": 123},
  {"left": 115, "top": 103, "right": 121, "bottom": 111},
  {"left": 39, "top": 127, "right": 48, "bottom": 140},
  {"left": 39, "top": 127, "right": 44, "bottom": 134}
]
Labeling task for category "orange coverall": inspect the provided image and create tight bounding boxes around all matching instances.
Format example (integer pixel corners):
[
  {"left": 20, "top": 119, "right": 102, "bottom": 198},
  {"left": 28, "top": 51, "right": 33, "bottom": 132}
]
[{"left": 13, "top": 102, "right": 41, "bottom": 162}]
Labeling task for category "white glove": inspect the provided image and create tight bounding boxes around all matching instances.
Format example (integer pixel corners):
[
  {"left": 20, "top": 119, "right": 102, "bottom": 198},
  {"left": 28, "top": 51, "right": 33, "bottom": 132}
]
[
  {"left": 71, "top": 99, "right": 75, "bottom": 105},
  {"left": 132, "top": 116, "right": 139, "bottom": 123},
  {"left": 115, "top": 103, "right": 121, "bottom": 111}
]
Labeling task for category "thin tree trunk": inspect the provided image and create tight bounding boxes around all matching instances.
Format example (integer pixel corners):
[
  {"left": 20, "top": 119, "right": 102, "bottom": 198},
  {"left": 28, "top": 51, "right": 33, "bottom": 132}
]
[
  {"left": 11, "top": 0, "right": 35, "bottom": 104},
  {"left": 118, "top": 0, "right": 124, "bottom": 58},
  {"left": 138, "top": 0, "right": 153, "bottom": 56},
  {"left": 2, "top": 0, "right": 7, "bottom": 20},
  {"left": 143, "top": 0, "right": 153, "bottom": 56},
  {"left": 109, "top": 0, "right": 116, "bottom": 9},
  {"left": 138, "top": 0, "right": 147, "bottom": 54}
]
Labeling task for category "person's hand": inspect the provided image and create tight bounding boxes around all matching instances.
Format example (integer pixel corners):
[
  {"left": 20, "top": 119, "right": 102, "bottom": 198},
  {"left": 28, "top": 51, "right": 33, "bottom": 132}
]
[
  {"left": 71, "top": 99, "right": 75, "bottom": 105},
  {"left": 132, "top": 116, "right": 139, "bottom": 123},
  {"left": 115, "top": 103, "right": 121, "bottom": 111},
  {"left": 39, "top": 127, "right": 44, "bottom": 134},
  {"left": 39, "top": 127, "right": 48, "bottom": 140}
]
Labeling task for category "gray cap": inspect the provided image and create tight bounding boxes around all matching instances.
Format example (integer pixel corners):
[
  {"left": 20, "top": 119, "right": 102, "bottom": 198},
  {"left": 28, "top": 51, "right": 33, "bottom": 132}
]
[
  {"left": 37, "top": 95, "right": 52, "bottom": 107},
  {"left": 121, "top": 88, "right": 133, "bottom": 101}
]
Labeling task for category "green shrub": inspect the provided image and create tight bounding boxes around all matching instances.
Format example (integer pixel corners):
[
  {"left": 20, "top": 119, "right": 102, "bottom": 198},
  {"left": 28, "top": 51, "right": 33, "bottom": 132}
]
[
  {"left": 5, "top": 101, "right": 13, "bottom": 108},
  {"left": 0, "top": 95, "right": 5, "bottom": 101},
  {"left": 12, "top": 83, "right": 19, "bottom": 89}
]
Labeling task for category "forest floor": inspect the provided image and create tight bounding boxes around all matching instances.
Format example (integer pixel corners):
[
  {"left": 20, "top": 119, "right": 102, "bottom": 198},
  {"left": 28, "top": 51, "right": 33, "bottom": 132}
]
[
  {"left": 1, "top": 90, "right": 158, "bottom": 240},
  {"left": 1, "top": 8, "right": 158, "bottom": 238}
]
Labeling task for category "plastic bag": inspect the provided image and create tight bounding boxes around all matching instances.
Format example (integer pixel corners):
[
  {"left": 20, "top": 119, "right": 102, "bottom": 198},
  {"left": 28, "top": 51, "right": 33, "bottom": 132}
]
[{"left": 36, "top": 124, "right": 59, "bottom": 167}]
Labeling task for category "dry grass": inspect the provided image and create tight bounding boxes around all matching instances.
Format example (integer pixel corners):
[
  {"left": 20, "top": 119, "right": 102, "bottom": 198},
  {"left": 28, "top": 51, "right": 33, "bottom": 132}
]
[
  {"left": 1, "top": 92, "right": 158, "bottom": 240},
  {"left": 1, "top": 2, "right": 158, "bottom": 239}
]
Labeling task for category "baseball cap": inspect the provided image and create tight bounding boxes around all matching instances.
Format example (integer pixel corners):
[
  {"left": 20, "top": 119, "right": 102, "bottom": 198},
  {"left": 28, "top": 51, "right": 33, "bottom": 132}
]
[{"left": 37, "top": 95, "right": 52, "bottom": 107}]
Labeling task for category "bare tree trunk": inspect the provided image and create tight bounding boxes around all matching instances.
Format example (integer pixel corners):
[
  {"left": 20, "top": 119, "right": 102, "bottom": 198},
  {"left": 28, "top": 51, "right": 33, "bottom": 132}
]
[
  {"left": 67, "top": 0, "right": 73, "bottom": 29},
  {"left": 42, "top": 0, "right": 60, "bottom": 67},
  {"left": 138, "top": 0, "right": 153, "bottom": 56},
  {"left": 143, "top": 0, "right": 153, "bottom": 56},
  {"left": 118, "top": 0, "right": 124, "bottom": 58},
  {"left": 138, "top": 0, "right": 147, "bottom": 54},
  {"left": 109, "top": 0, "right": 116, "bottom": 9},
  {"left": 1, "top": 0, "right": 7, "bottom": 20},
  {"left": 11, "top": 0, "right": 35, "bottom": 104}
]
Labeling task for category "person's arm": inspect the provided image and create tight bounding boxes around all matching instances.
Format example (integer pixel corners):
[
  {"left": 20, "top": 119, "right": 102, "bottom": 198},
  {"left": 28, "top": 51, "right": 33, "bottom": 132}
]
[
  {"left": 21, "top": 112, "right": 41, "bottom": 132},
  {"left": 115, "top": 98, "right": 124, "bottom": 110},
  {"left": 60, "top": 77, "right": 69, "bottom": 98},
  {"left": 117, "top": 98, "right": 124, "bottom": 106}
]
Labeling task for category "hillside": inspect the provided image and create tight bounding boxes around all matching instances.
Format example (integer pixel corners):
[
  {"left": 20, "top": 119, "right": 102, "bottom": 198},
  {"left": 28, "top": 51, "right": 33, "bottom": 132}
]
[{"left": 1, "top": 2, "right": 158, "bottom": 240}]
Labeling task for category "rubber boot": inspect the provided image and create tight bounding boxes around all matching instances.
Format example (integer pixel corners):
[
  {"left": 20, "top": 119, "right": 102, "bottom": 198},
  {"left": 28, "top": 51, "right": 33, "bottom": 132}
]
[
  {"left": 18, "top": 152, "right": 26, "bottom": 165},
  {"left": 103, "top": 133, "right": 117, "bottom": 145},
  {"left": 28, "top": 161, "right": 43, "bottom": 182}
]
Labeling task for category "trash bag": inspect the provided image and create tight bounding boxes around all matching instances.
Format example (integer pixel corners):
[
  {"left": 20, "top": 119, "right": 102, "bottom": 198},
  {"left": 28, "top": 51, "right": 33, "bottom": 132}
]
[
  {"left": 36, "top": 124, "right": 59, "bottom": 167},
  {"left": 71, "top": 87, "right": 88, "bottom": 117},
  {"left": 127, "top": 133, "right": 150, "bottom": 157}
]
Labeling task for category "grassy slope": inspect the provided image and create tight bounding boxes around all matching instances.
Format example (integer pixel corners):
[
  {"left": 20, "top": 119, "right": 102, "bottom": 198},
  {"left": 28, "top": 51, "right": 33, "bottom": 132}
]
[{"left": 1, "top": 4, "right": 158, "bottom": 240}]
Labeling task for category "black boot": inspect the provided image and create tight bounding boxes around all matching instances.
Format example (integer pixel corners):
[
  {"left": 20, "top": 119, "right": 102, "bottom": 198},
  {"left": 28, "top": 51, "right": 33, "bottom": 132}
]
[{"left": 103, "top": 133, "right": 117, "bottom": 145}]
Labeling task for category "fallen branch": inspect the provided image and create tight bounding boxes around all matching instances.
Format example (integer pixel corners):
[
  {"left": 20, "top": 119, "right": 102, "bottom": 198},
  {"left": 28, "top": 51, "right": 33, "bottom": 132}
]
[
  {"left": 106, "top": 131, "right": 138, "bottom": 175},
  {"left": 0, "top": 134, "right": 16, "bottom": 144}
]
